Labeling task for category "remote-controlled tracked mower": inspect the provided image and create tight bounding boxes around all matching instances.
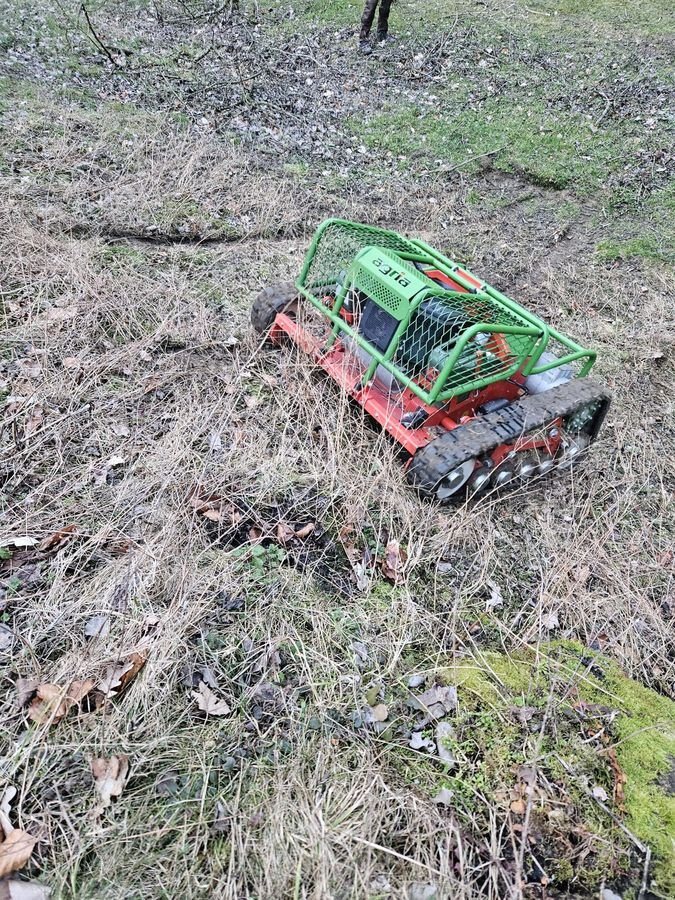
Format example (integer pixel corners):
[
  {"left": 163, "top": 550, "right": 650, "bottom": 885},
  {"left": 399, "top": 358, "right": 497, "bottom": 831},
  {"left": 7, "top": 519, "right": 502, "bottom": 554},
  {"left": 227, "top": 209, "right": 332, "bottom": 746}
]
[{"left": 251, "top": 219, "right": 610, "bottom": 502}]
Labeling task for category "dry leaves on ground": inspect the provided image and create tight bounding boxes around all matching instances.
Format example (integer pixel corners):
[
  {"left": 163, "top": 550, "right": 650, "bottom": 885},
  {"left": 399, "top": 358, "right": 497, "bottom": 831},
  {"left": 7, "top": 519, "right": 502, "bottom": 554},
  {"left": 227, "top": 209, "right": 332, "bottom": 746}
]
[
  {"left": 0, "top": 879, "right": 51, "bottom": 899},
  {"left": 192, "top": 681, "right": 231, "bottom": 716},
  {"left": 97, "top": 650, "right": 147, "bottom": 699},
  {"left": 91, "top": 756, "right": 129, "bottom": 814},
  {"left": 0, "top": 833, "right": 38, "bottom": 879},
  {"left": 187, "top": 487, "right": 243, "bottom": 525},
  {"left": 84, "top": 616, "right": 110, "bottom": 639},
  {"left": 411, "top": 684, "right": 458, "bottom": 720},
  {"left": 38, "top": 525, "right": 77, "bottom": 554},
  {"left": 0, "top": 788, "right": 37, "bottom": 880},
  {"left": 27, "top": 680, "right": 95, "bottom": 725},
  {"left": 381, "top": 539, "right": 407, "bottom": 585}
]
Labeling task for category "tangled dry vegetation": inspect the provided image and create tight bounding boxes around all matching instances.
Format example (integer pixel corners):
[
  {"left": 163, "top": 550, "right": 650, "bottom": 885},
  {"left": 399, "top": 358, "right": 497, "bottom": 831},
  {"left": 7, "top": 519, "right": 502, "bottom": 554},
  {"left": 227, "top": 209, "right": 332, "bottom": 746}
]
[{"left": 1, "top": 1, "right": 674, "bottom": 898}]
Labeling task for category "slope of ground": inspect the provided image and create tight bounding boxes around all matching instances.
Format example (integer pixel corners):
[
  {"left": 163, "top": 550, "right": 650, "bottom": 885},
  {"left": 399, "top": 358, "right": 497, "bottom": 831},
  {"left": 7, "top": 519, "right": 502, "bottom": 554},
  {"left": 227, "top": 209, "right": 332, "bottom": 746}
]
[{"left": 1, "top": 1, "right": 674, "bottom": 898}]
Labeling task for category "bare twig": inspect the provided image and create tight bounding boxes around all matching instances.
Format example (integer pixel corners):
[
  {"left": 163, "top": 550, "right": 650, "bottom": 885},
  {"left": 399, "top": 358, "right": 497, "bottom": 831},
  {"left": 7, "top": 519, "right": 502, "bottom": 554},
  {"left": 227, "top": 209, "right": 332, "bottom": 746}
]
[{"left": 79, "top": 3, "right": 121, "bottom": 68}]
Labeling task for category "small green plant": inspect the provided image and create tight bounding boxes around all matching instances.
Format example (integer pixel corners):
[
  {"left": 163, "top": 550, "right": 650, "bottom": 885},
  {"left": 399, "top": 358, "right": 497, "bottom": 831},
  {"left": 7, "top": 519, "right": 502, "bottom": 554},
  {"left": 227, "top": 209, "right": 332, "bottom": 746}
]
[{"left": 233, "top": 543, "right": 287, "bottom": 583}]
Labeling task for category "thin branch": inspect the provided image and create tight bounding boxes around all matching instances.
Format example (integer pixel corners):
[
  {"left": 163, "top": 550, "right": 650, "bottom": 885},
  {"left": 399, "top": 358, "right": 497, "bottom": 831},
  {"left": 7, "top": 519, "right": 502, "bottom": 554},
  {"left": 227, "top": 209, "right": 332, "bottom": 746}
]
[{"left": 79, "top": 3, "right": 120, "bottom": 69}]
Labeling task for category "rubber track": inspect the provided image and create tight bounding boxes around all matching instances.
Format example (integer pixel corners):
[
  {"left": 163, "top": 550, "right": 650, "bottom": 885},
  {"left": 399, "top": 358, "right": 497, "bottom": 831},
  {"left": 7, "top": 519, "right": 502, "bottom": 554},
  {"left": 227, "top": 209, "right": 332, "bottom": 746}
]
[
  {"left": 407, "top": 377, "right": 611, "bottom": 498},
  {"left": 251, "top": 282, "right": 298, "bottom": 333}
]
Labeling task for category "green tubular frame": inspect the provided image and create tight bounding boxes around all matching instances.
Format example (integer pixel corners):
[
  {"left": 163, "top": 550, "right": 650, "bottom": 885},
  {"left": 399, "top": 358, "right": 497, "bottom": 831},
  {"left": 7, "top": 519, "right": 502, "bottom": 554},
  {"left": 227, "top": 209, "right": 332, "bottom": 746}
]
[{"left": 295, "top": 219, "right": 596, "bottom": 404}]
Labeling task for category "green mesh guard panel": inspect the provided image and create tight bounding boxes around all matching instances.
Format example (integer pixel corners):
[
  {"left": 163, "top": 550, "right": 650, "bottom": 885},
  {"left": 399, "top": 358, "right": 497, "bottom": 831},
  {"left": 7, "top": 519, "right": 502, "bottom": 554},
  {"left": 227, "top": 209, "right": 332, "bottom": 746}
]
[
  {"left": 299, "top": 220, "right": 421, "bottom": 302},
  {"left": 394, "top": 291, "right": 537, "bottom": 393},
  {"left": 295, "top": 219, "right": 560, "bottom": 402}
]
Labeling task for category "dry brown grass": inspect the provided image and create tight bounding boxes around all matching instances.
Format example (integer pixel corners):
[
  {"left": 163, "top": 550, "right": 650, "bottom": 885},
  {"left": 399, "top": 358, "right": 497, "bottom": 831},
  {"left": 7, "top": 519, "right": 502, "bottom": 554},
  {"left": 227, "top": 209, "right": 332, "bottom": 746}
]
[{"left": 1, "top": 8, "right": 674, "bottom": 898}]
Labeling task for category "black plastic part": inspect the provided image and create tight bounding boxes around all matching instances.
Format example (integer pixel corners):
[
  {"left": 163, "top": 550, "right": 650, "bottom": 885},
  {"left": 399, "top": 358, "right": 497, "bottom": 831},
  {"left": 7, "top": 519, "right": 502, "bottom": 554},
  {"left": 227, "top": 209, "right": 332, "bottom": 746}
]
[{"left": 358, "top": 299, "right": 399, "bottom": 353}]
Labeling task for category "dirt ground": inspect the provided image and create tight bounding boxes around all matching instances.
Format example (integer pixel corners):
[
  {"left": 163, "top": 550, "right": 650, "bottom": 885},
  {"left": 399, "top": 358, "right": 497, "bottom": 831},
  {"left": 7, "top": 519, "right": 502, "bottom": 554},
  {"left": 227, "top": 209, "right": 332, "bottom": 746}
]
[{"left": 1, "top": 1, "right": 674, "bottom": 898}]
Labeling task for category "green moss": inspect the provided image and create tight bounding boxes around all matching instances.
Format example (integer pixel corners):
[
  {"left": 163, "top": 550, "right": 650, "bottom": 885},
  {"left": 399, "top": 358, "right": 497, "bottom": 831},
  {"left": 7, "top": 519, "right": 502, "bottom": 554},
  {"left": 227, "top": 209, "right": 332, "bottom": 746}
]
[
  {"left": 582, "top": 659, "right": 675, "bottom": 895},
  {"left": 445, "top": 643, "right": 675, "bottom": 892}
]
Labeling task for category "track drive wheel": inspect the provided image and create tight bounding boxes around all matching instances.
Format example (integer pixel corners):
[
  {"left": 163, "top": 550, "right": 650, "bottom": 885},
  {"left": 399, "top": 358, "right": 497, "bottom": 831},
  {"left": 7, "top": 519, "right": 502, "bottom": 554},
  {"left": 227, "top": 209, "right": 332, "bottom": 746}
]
[
  {"left": 407, "top": 377, "right": 610, "bottom": 503},
  {"left": 251, "top": 282, "right": 299, "bottom": 334}
]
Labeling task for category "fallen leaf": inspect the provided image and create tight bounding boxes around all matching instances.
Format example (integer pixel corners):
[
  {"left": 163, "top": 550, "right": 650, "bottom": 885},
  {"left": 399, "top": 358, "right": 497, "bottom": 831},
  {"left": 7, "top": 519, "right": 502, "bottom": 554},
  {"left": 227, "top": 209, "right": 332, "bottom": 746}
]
[
  {"left": 432, "top": 787, "right": 454, "bottom": 806},
  {"left": 409, "top": 731, "right": 434, "bottom": 752},
  {"left": 0, "top": 624, "right": 15, "bottom": 653},
  {"left": 294, "top": 522, "right": 315, "bottom": 539},
  {"left": 207, "top": 432, "right": 222, "bottom": 452},
  {"left": 408, "top": 882, "right": 438, "bottom": 900},
  {"left": 84, "top": 616, "right": 110, "bottom": 639},
  {"left": 600, "top": 889, "right": 623, "bottom": 900},
  {"left": 366, "top": 703, "right": 388, "bottom": 723},
  {"left": 381, "top": 539, "right": 407, "bottom": 585},
  {"left": 0, "top": 789, "right": 16, "bottom": 820},
  {"left": 91, "top": 755, "right": 129, "bottom": 812},
  {"left": 45, "top": 305, "right": 77, "bottom": 323},
  {"left": 0, "top": 830, "right": 38, "bottom": 878},
  {"left": 435, "top": 721, "right": 456, "bottom": 765},
  {"left": 63, "top": 356, "right": 81, "bottom": 369},
  {"left": 111, "top": 422, "right": 130, "bottom": 437},
  {"left": 542, "top": 611, "right": 559, "bottom": 631},
  {"left": 486, "top": 579, "right": 504, "bottom": 611},
  {"left": 258, "top": 372, "right": 278, "bottom": 387},
  {"left": 412, "top": 684, "right": 457, "bottom": 720},
  {"left": 38, "top": 525, "right": 77, "bottom": 553},
  {"left": 605, "top": 747, "right": 627, "bottom": 807},
  {"left": 275, "top": 522, "right": 296, "bottom": 545},
  {"left": 192, "top": 681, "right": 231, "bottom": 716},
  {"left": 352, "top": 640, "right": 369, "bottom": 669},
  {"left": 142, "top": 613, "right": 160, "bottom": 633},
  {"left": 24, "top": 406, "right": 44, "bottom": 438},
  {"left": 3, "top": 538, "right": 37, "bottom": 550},
  {"left": 518, "top": 765, "right": 536, "bottom": 786},
  {"left": 97, "top": 651, "right": 147, "bottom": 698},
  {"left": 15, "top": 678, "right": 38, "bottom": 709},
  {"left": 181, "top": 664, "right": 218, "bottom": 690},
  {"left": 0, "top": 879, "right": 52, "bottom": 898},
  {"left": 27, "top": 680, "right": 95, "bottom": 724},
  {"left": 143, "top": 374, "right": 162, "bottom": 394},
  {"left": 248, "top": 526, "right": 263, "bottom": 542},
  {"left": 155, "top": 770, "right": 179, "bottom": 798},
  {"left": 510, "top": 799, "right": 526, "bottom": 815},
  {"left": 211, "top": 800, "right": 229, "bottom": 834}
]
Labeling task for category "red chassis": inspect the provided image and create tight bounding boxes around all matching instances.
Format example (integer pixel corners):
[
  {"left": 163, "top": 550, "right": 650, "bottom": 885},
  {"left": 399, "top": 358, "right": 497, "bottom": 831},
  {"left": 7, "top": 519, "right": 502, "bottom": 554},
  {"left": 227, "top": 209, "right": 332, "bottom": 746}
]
[{"left": 269, "top": 311, "right": 563, "bottom": 465}]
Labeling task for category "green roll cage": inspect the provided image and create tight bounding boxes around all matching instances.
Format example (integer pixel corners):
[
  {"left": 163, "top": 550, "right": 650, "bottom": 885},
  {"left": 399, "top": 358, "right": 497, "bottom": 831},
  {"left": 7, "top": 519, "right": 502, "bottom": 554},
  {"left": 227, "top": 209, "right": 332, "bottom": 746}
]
[{"left": 295, "top": 218, "right": 596, "bottom": 405}]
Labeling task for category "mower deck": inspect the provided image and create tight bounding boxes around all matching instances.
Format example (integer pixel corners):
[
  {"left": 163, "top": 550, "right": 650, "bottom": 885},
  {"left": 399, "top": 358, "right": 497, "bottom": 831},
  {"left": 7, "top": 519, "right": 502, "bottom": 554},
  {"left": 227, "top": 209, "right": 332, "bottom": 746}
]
[{"left": 270, "top": 310, "right": 561, "bottom": 464}]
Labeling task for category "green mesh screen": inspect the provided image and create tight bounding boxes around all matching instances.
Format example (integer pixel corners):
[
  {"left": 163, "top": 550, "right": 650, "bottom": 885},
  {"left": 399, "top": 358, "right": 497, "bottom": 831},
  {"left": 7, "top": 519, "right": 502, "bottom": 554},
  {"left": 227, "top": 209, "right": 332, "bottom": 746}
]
[
  {"left": 393, "top": 292, "right": 538, "bottom": 396},
  {"left": 299, "top": 220, "right": 420, "bottom": 301},
  {"left": 297, "top": 220, "right": 542, "bottom": 400}
]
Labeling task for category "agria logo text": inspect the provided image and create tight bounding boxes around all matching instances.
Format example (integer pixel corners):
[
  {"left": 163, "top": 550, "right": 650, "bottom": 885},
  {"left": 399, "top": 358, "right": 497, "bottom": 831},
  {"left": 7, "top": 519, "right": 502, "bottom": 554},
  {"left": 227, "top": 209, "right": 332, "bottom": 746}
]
[{"left": 373, "top": 258, "right": 411, "bottom": 288}]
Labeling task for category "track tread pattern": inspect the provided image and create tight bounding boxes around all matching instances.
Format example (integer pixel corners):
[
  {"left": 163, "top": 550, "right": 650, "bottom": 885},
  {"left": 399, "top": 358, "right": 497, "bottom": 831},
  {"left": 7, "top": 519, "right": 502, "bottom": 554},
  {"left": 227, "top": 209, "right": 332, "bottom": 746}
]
[
  {"left": 408, "top": 377, "right": 611, "bottom": 498},
  {"left": 251, "top": 282, "right": 298, "bottom": 333}
]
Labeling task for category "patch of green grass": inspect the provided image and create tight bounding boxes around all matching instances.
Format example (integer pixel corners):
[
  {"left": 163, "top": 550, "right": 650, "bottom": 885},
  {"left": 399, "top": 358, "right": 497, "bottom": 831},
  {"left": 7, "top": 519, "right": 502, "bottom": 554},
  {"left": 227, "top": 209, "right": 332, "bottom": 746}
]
[
  {"left": 523, "top": 0, "right": 675, "bottom": 36},
  {"left": 597, "top": 237, "right": 672, "bottom": 265},
  {"left": 97, "top": 244, "right": 147, "bottom": 268},
  {"left": 598, "top": 183, "right": 675, "bottom": 265},
  {"left": 354, "top": 99, "right": 639, "bottom": 195}
]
